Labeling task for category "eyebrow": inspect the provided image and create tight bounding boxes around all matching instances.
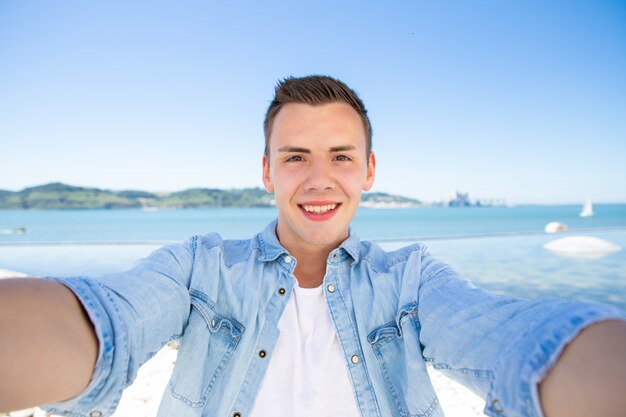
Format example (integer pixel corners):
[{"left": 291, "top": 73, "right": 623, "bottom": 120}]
[
  {"left": 329, "top": 145, "right": 356, "bottom": 152},
  {"left": 277, "top": 145, "right": 356, "bottom": 153},
  {"left": 278, "top": 146, "right": 310, "bottom": 153}
]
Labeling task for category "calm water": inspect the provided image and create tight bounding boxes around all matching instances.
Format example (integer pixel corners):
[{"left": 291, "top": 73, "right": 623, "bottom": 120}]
[
  {"left": 1, "top": 205, "right": 625, "bottom": 309},
  {"left": 1, "top": 205, "right": 626, "bottom": 242}
]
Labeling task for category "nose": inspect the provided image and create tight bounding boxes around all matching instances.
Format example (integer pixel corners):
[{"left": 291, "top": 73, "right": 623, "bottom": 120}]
[{"left": 303, "top": 159, "right": 335, "bottom": 192}]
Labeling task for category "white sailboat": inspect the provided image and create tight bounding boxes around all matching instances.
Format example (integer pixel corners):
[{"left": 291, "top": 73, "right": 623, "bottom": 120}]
[{"left": 579, "top": 198, "right": 593, "bottom": 217}]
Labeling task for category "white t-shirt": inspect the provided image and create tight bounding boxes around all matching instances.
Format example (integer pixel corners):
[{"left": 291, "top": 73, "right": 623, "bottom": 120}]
[{"left": 249, "top": 282, "right": 361, "bottom": 417}]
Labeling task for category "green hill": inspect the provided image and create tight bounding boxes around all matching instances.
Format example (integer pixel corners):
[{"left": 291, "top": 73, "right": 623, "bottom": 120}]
[
  {"left": 0, "top": 183, "right": 273, "bottom": 209},
  {"left": 0, "top": 183, "right": 421, "bottom": 209},
  {"left": 0, "top": 183, "right": 140, "bottom": 209},
  {"left": 157, "top": 187, "right": 273, "bottom": 208}
]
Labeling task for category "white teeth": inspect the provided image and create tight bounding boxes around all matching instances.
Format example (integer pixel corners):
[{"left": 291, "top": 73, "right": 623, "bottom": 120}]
[{"left": 302, "top": 204, "right": 337, "bottom": 213}]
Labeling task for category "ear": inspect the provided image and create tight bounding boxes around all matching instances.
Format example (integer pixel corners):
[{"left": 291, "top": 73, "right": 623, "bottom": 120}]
[
  {"left": 363, "top": 151, "right": 376, "bottom": 192},
  {"left": 262, "top": 154, "right": 274, "bottom": 193}
]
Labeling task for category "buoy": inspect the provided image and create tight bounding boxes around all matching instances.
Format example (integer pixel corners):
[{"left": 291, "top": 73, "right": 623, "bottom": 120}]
[{"left": 544, "top": 222, "right": 568, "bottom": 233}]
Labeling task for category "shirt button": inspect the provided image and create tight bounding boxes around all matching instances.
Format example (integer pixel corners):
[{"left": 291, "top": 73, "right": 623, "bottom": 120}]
[
  {"left": 259, "top": 350, "right": 267, "bottom": 358},
  {"left": 278, "top": 288, "right": 286, "bottom": 295},
  {"left": 89, "top": 412, "right": 103, "bottom": 417},
  {"left": 327, "top": 284, "right": 335, "bottom": 293},
  {"left": 332, "top": 252, "right": 338, "bottom": 258},
  {"left": 233, "top": 413, "right": 242, "bottom": 417},
  {"left": 351, "top": 355, "right": 360, "bottom": 364},
  {"left": 284, "top": 256, "right": 292, "bottom": 263},
  {"left": 210, "top": 319, "right": 216, "bottom": 329},
  {"left": 492, "top": 399, "right": 504, "bottom": 413}
]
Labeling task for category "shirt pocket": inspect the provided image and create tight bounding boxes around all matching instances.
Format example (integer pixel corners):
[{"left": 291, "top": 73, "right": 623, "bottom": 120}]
[
  {"left": 367, "top": 303, "right": 440, "bottom": 417},
  {"left": 168, "top": 290, "right": 244, "bottom": 408}
]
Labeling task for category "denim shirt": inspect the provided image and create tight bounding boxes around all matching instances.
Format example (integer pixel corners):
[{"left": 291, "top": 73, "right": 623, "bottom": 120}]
[{"left": 44, "top": 221, "right": 625, "bottom": 417}]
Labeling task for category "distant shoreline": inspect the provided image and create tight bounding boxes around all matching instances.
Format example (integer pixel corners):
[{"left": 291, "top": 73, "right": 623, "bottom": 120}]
[
  {"left": 3, "top": 182, "right": 624, "bottom": 209},
  {"left": 2, "top": 202, "right": 626, "bottom": 212},
  {"left": 0, "top": 182, "right": 423, "bottom": 210}
]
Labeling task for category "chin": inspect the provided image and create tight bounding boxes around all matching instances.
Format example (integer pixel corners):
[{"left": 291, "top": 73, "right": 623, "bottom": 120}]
[{"left": 304, "top": 228, "right": 348, "bottom": 247}]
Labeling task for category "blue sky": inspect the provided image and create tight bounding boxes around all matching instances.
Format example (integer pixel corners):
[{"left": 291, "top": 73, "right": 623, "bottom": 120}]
[{"left": 1, "top": 1, "right": 625, "bottom": 204}]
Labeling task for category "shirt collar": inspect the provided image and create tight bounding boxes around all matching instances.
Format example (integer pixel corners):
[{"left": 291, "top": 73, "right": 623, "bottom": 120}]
[
  {"left": 256, "top": 219, "right": 361, "bottom": 263},
  {"left": 256, "top": 220, "right": 288, "bottom": 262},
  {"left": 337, "top": 229, "right": 361, "bottom": 262}
]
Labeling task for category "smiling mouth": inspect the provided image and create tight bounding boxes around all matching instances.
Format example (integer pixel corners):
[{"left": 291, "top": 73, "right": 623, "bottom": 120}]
[{"left": 300, "top": 203, "right": 339, "bottom": 214}]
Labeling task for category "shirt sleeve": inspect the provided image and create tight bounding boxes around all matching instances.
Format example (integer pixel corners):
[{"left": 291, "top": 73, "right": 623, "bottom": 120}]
[
  {"left": 40, "top": 237, "right": 197, "bottom": 417},
  {"left": 416, "top": 247, "right": 626, "bottom": 417}
]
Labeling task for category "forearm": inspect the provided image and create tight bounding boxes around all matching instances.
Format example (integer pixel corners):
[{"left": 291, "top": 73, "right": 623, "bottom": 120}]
[
  {"left": 0, "top": 278, "right": 98, "bottom": 413},
  {"left": 539, "top": 320, "right": 626, "bottom": 417}
]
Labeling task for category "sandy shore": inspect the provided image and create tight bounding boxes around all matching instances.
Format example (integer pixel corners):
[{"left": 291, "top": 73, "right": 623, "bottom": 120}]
[
  {"left": 0, "top": 268, "right": 486, "bottom": 417},
  {"left": 0, "top": 268, "right": 28, "bottom": 279}
]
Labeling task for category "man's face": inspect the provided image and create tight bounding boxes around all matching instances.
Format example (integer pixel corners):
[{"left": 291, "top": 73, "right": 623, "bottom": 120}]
[{"left": 262, "top": 102, "right": 376, "bottom": 253}]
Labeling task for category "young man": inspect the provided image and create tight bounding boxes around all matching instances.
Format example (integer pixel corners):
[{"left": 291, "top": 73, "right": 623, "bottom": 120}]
[{"left": 1, "top": 75, "right": 625, "bottom": 417}]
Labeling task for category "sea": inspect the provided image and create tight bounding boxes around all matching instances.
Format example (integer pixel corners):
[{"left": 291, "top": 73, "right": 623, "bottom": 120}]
[{"left": 1, "top": 204, "right": 625, "bottom": 310}]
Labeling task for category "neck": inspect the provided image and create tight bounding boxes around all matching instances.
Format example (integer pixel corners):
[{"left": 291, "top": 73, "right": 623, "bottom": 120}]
[
  {"left": 274, "top": 222, "right": 349, "bottom": 288},
  {"left": 291, "top": 249, "right": 330, "bottom": 288},
  {"left": 277, "top": 238, "right": 340, "bottom": 289}
]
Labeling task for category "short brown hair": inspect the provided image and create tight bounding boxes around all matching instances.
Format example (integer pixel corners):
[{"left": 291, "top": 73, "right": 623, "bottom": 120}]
[{"left": 263, "top": 75, "right": 372, "bottom": 157}]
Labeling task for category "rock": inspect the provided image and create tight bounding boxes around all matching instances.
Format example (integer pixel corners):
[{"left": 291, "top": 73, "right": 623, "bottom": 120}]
[{"left": 544, "top": 236, "right": 622, "bottom": 259}]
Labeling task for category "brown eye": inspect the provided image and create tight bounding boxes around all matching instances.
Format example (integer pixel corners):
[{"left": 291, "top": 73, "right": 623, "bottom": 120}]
[
  {"left": 286, "top": 155, "right": 304, "bottom": 162},
  {"left": 334, "top": 155, "right": 352, "bottom": 161}
]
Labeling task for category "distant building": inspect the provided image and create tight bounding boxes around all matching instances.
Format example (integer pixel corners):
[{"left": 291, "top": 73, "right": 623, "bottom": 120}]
[
  {"left": 475, "top": 197, "right": 508, "bottom": 207},
  {"left": 445, "top": 191, "right": 471, "bottom": 207},
  {"left": 440, "top": 191, "right": 507, "bottom": 207}
]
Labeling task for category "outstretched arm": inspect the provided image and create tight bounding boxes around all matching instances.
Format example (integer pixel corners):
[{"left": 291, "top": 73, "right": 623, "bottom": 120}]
[
  {"left": 0, "top": 278, "right": 98, "bottom": 413},
  {"left": 539, "top": 319, "right": 626, "bottom": 417},
  {"left": 417, "top": 249, "right": 626, "bottom": 417}
]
